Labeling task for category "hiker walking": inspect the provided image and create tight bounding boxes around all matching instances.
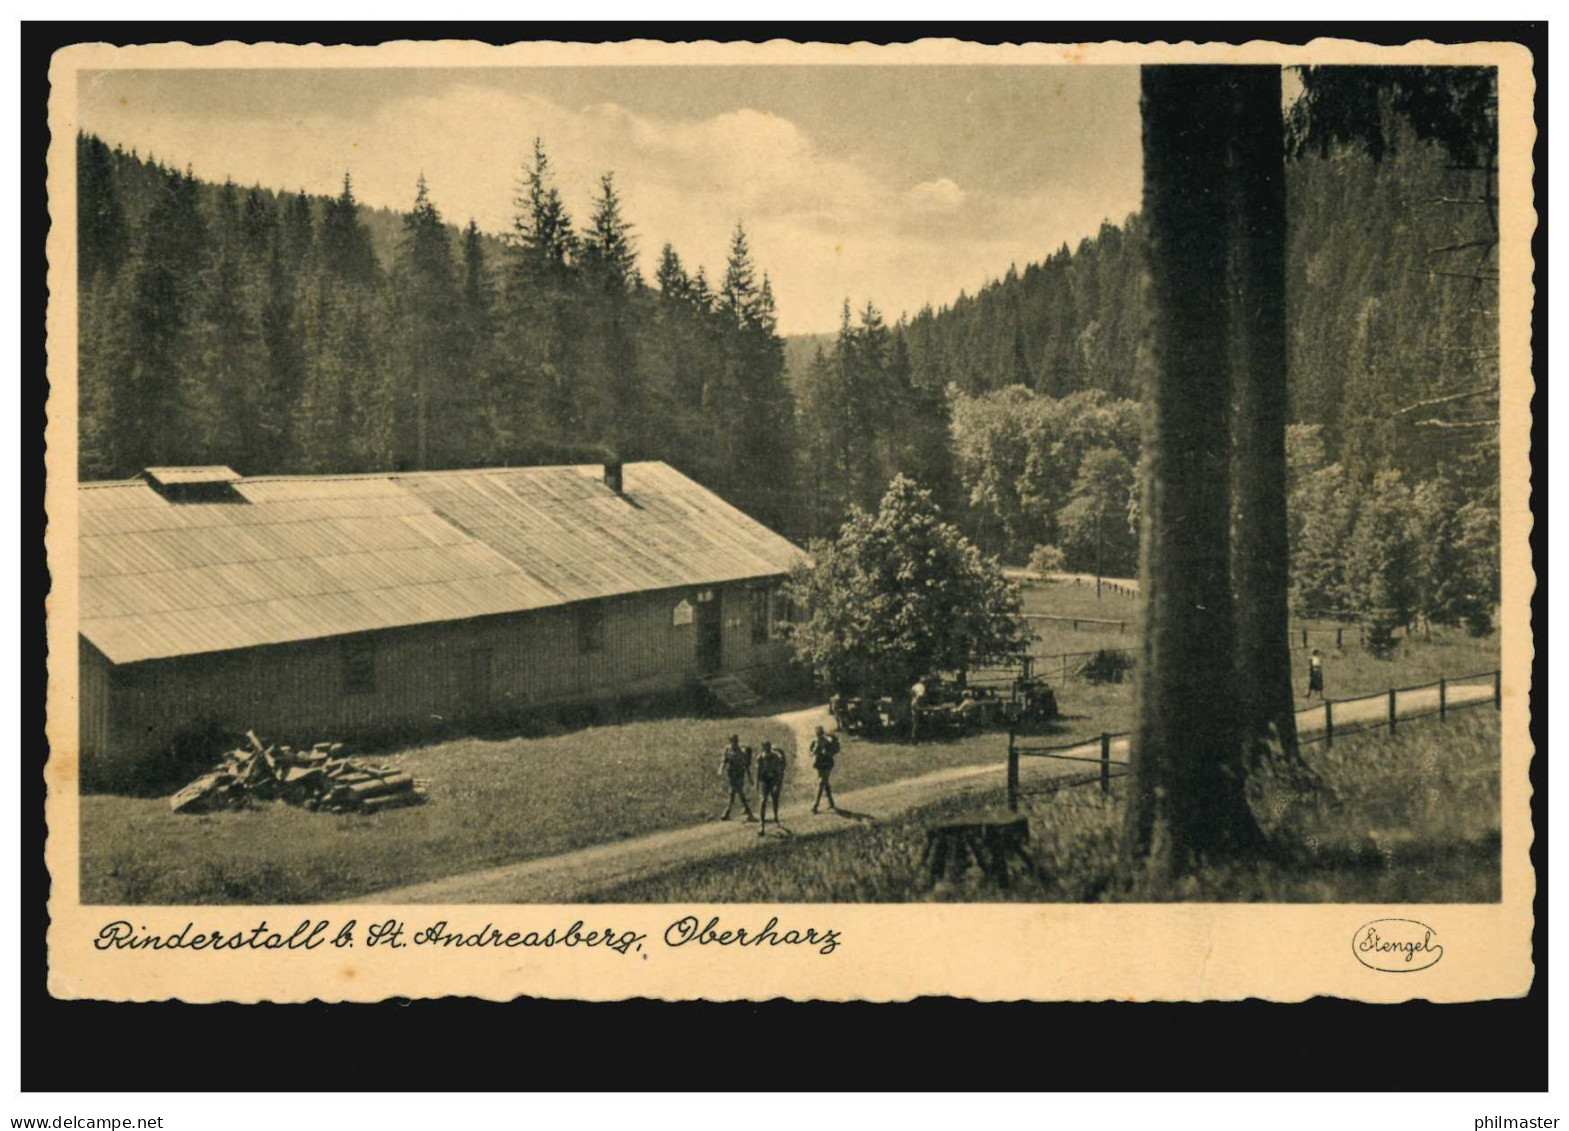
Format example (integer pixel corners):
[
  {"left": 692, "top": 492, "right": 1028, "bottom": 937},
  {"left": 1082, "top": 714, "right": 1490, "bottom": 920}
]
[
  {"left": 756, "top": 740, "right": 787, "bottom": 836},
  {"left": 810, "top": 725, "right": 840, "bottom": 813},
  {"left": 718, "top": 735, "right": 756, "bottom": 821},
  {"left": 1306, "top": 648, "right": 1325, "bottom": 699}
]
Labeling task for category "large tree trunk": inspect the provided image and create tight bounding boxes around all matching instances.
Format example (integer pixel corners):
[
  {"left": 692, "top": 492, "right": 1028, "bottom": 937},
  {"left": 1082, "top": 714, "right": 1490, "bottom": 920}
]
[
  {"left": 1123, "top": 65, "right": 1266, "bottom": 884},
  {"left": 1225, "top": 66, "right": 1304, "bottom": 769}
]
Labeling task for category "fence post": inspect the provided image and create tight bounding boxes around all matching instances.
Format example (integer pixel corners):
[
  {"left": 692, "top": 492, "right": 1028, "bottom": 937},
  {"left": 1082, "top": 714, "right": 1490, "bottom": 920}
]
[
  {"left": 1337, "top": 627, "right": 1343, "bottom": 649},
  {"left": 1072, "top": 619, "right": 1078, "bottom": 631},
  {"left": 1495, "top": 670, "right": 1502, "bottom": 710},
  {"left": 1388, "top": 688, "right": 1398, "bottom": 733},
  {"left": 1100, "top": 732, "right": 1111, "bottom": 795},
  {"left": 1324, "top": 700, "right": 1334, "bottom": 748},
  {"left": 1007, "top": 728, "right": 1019, "bottom": 813},
  {"left": 1302, "top": 627, "right": 1309, "bottom": 648},
  {"left": 1439, "top": 677, "right": 1447, "bottom": 720}
]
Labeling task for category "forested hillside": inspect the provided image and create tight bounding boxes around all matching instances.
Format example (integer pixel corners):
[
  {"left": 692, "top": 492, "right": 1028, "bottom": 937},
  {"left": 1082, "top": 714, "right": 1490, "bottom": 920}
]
[
  {"left": 76, "top": 135, "right": 799, "bottom": 536},
  {"left": 889, "top": 116, "right": 1498, "bottom": 469},
  {"left": 783, "top": 110, "right": 1499, "bottom": 628}
]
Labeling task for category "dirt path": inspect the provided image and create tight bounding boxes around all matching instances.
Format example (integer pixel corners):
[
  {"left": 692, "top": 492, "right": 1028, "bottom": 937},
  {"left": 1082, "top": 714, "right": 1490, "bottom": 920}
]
[{"left": 354, "top": 680, "right": 1495, "bottom": 905}]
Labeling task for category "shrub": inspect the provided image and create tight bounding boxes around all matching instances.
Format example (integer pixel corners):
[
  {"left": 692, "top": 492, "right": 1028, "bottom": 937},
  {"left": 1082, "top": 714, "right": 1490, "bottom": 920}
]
[
  {"left": 1028, "top": 544, "right": 1066, "bottom": 576},
  {"left": 1081, "top": 648, "right": 1135, "bottom": 684},
  {"left": 1363, "top": 612, "right": 1399, "bottom": 659}
]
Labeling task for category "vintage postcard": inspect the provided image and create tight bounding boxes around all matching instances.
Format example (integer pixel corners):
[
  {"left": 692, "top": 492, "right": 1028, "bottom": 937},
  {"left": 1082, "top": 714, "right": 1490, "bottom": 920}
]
[{"left": 43, "top": 35, "right": 1535, "bottom": 1003}]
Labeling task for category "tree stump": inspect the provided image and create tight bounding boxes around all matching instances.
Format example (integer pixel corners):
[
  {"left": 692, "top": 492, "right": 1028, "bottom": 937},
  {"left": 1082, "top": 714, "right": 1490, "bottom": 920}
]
[{"left": 922, "top": 817, "right": 1034, "bottom": 889}]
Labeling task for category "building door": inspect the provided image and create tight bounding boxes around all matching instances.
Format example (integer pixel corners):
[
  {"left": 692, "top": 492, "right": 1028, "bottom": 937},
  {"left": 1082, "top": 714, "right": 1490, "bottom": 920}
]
[{"left": 696, "top": 591, "right": 723, "bottom": 673}]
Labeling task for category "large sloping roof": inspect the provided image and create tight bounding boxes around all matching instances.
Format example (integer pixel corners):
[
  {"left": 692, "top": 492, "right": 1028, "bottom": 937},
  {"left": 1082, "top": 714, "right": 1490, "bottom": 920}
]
[{"left": 79, "top": 463, "right": 801, "bottom": 665}]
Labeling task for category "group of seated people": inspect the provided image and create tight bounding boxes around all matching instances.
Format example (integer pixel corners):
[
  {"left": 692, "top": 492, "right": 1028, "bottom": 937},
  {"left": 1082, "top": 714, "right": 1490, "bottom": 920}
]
[{"left": 830, "top": 676, "right": 1004, "bottom": 739}]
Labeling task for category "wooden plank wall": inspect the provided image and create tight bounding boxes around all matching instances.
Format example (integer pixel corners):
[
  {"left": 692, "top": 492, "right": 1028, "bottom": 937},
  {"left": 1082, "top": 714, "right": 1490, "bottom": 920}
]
[
  {"left": 90, "top": 579, "right": 793, "bottom": 767},
  {"left": 79, "top": 638, "right": 111, "bottom": 761}
]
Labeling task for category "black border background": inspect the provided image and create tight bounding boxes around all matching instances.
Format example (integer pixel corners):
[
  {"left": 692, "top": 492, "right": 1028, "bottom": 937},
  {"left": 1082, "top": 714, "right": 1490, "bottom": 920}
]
[{"left": 25, "top": 20, "right": 1547, "bottom": 1094}]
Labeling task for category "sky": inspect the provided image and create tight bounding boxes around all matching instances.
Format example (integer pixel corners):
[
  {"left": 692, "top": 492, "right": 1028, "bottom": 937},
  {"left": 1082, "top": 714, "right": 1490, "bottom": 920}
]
[{"left": 79, "top": 65, "right": 1143, "bottom": 335}]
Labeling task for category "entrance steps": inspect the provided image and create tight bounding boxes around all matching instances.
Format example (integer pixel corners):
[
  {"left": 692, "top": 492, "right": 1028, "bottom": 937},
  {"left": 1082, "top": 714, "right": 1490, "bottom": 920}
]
[{"left": 700, "top": 672, "right": 764, "bottom": 713}]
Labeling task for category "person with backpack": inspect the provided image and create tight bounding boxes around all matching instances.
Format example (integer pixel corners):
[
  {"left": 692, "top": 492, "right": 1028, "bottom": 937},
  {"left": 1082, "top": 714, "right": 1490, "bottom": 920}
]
[
  {"left": 718, "top": 735, "right": 755, "bottom": 822},
  {"left": 756, "top": 740, "right": 787, "bottom": 836},
  {"left": 810, "top": 724, "right": 840, "bottom": 813}
]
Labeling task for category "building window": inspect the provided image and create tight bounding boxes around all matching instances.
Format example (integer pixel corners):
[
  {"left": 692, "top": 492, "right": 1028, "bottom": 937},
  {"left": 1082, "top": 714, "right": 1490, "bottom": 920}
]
[
  {"left": 577, "top": 602, "right": 606, "bottom": 654},
  {"left": 774, "top": 590, "right": 796, "bottom": 626},
  {"left": 750, "top": 586, "right": 771, "bottom": 644},
  {"left": 343, "top": 639, "right": 375, "bottom": 694}
]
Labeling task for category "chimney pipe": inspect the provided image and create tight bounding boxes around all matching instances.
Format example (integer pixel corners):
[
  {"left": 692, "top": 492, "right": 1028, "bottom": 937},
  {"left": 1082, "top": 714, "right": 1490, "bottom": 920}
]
[{"left": 604, "top": 458, "right": 624, "bottom": 495}]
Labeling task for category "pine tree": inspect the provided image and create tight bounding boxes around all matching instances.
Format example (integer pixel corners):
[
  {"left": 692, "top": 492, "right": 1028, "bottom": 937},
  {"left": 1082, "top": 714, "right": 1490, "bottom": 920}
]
[
  {"left": 77, "top": 133, "right": 131, "bottom": 476},
  {"left": 390, "top": 174, "right": 459, "bottom": 470},
  {"left": 580, "top": 173, "right": 638, "bottom": 294},
  {"left": 655, "top": 242, "right": 689, "bottom": 300},
  {"left": 295, "top": 177, "right": 386, "bottom": 472},
  {"left": 257, "top": 237, "right": 308, "bottom": 469},
  {"left": 320, "top": 173, "right": 379, "bottom": 286},
  {"left": 282, "top": 188, "right": 314, "bottom": 267},
  {"left": 458, "top": 219, "right": 508, "bottom": 465},
  {"left": 579, "top": 172, "right": 643, "bottom": 453},
  {"left": 502, "top": 139, "right": 580, "bottom": 447},
  {"left": 891, "top": 326, "right": 960, "bottom": 516},
  {"left": 689, "top": 266, "right": 714, "bottom": 315},
  {"left": 241, "top": 187, "right": 275, "bottom": 258},
  {"left": 115, "top": 165, "right": 208, "bottom": 471},
  {"left": 1009, "top": 324, "right": 1033, "bottom": 388},
  {"left": 77, "top": 132, "right": 129, "bottom": 285},
  {"left": 513, "top": 138, "right": 578, "bottom": 280},
  {"left": 721, "top": 221, "right": 758, "bottom": 327},
  {"left": 795, "top": 344, "right": 845, "bottom": 538},
  {"left": 198, "top": 177, "right": 269, "bottom": 468}
]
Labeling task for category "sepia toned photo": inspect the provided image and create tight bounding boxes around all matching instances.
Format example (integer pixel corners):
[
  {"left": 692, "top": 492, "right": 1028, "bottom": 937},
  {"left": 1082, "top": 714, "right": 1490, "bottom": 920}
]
[{"left": 43, "top": 36, "right": 1536, "bottom": 1004}]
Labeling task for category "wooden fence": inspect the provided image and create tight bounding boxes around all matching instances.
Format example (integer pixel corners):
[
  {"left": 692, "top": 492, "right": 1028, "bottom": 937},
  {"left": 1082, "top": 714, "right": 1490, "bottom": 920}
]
[
  {"left": 1024, "top": 613, "right": 1132, "bottom": 633},
  {"left": 1056, "top": 577, "right": 1141, "bottom": 598},
  {"left": 1028, "top": 621, "right": 1376, "bottom": 657},
  {"left": 1005, "top": 669, "right": 1502, "bottom": 811}
]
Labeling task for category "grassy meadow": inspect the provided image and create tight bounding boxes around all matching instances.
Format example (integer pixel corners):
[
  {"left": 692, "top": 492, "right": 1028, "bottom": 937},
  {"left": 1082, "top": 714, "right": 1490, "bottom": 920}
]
[
  {"left": 84, "top": 712, "right": 791, "bottom": 904},
  {"left": 589, "top": 707, "right": 1503, "bottom": 904},
  {"left": 81, "top": 681, "right": 1136, "bottom": 904}
]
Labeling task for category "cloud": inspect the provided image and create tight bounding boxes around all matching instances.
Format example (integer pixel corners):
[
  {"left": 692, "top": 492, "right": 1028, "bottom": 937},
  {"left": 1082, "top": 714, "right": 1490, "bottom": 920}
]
[{"left": 908, "top": 177, "right": 965, "bottom": 211}]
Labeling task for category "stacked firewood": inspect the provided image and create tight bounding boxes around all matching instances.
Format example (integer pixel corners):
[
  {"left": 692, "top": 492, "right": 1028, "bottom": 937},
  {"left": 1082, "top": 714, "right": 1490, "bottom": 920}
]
[{"left": 169, "top": 731, "right": 427, "bottom": 815}]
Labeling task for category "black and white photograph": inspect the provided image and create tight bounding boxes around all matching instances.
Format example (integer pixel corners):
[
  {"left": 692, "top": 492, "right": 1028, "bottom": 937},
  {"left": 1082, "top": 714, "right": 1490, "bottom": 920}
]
[
  {"left": 63, "top": 48, "right": 1516, "bottom": 906},
  {"left": 40, "top": 34, "right": 1536, "bottom": 1018}
]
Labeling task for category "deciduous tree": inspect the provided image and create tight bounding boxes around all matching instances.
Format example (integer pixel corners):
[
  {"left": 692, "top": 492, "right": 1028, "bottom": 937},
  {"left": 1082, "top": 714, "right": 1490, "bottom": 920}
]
[{"left": 784, "top": 475, "right": 1029, "bottom": 696}]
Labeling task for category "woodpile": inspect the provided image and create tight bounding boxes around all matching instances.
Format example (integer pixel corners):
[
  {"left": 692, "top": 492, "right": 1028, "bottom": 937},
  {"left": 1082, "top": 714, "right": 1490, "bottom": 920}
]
[{"left": 169, "top": 730, "right": 427, "bottom": 815}]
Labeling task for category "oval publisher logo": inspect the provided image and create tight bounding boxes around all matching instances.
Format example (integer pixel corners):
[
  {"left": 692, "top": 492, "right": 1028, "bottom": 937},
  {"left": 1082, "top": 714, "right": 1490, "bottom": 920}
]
[{"left": 1352, "top": 919, "right": 1444, "bottom": 972}]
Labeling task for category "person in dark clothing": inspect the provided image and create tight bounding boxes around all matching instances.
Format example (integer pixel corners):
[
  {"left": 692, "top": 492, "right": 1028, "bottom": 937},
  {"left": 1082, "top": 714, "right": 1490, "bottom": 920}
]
[
  {"left": 718, "top": 735, "right": 755, "bottom": 821},
  {"left": 756, "top": 740, "right": 787, "bottom": 836},
  {"left": 810, "top": 725, "right": 840, "bottom": 813},
  {"left": 908, "top": 678, "right": 928, "bottom": 744},
  {"left": 1306, "top": 648, "right": 1325, "bottom": 699}
]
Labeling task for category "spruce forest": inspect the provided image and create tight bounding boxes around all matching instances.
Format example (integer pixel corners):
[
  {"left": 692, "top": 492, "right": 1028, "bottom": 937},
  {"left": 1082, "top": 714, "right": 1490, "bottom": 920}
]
[{"left": 75, "top": 85, "right": 1500, "bottom": 633}]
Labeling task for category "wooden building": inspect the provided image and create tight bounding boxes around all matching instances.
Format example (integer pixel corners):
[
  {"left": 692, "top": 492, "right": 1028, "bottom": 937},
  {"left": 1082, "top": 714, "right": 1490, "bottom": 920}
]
[{"left": 79, "top": 461, "right": 803, "bottom": 776}]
